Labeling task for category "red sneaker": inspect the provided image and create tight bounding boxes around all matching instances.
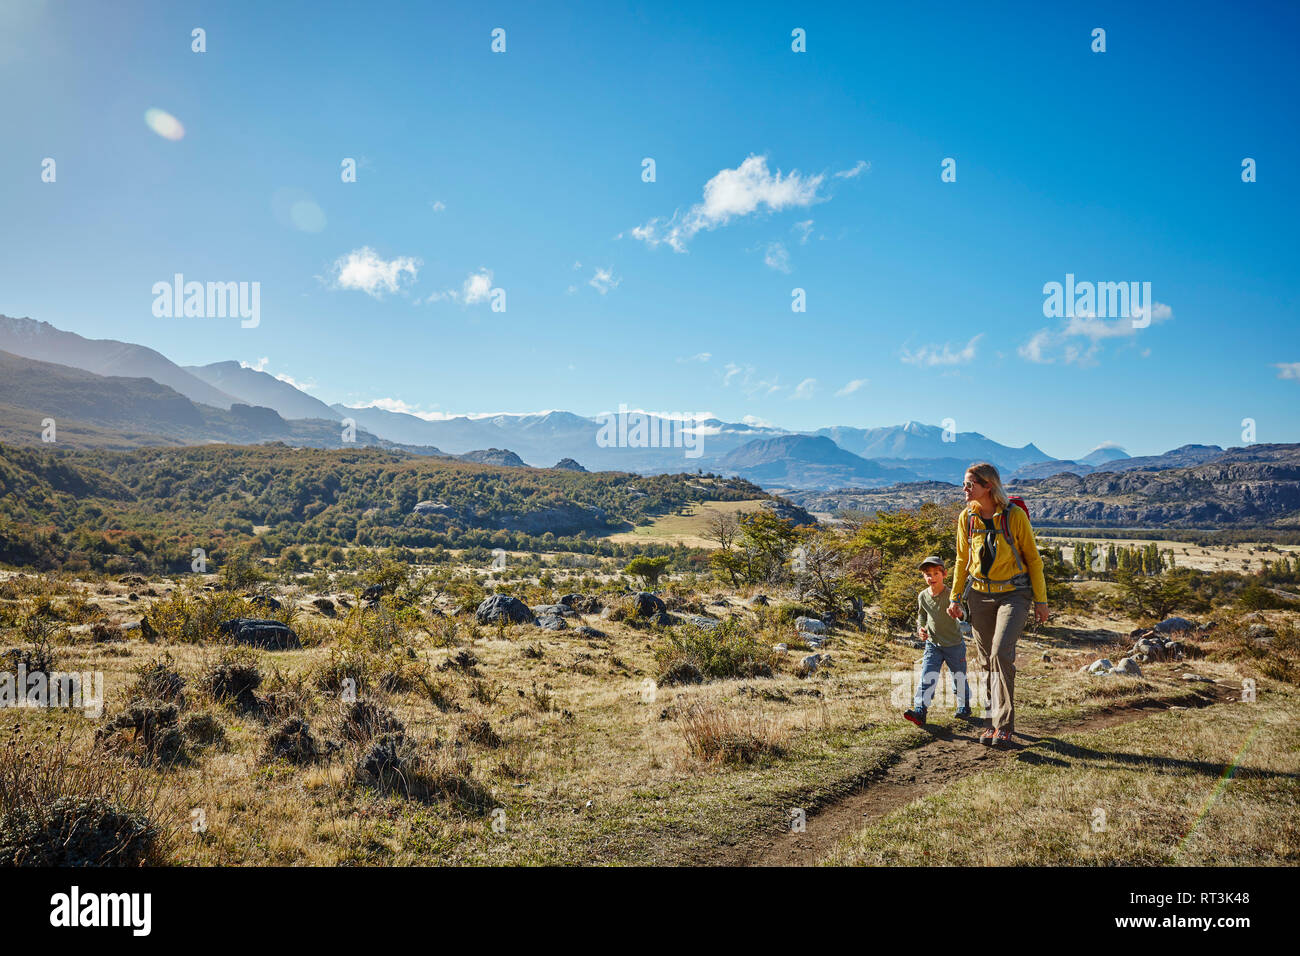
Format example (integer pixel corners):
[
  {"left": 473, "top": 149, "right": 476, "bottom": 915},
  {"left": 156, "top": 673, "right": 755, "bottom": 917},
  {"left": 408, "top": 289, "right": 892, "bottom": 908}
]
[
  {"left": 903, "top": 709, "right": 927, "bottom": 727},
  {"left": 991, "top": 729, "right": 1013, "bottom": 748}
]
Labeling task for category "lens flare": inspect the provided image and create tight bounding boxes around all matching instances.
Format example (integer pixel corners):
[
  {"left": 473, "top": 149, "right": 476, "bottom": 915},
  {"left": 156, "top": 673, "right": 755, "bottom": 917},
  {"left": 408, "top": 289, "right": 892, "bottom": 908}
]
[{"left": 144, "top": 108, "right": 185, "bottom": 141}]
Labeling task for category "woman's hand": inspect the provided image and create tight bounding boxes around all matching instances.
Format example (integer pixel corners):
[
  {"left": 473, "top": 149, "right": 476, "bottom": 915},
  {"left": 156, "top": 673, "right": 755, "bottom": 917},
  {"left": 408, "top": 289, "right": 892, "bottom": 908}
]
[
  {"left": 1035, "top": 603, "right": 1050, "bottom": 625},
  {"left": 946, "top": 602, "right": 962, "bottom": 620}
]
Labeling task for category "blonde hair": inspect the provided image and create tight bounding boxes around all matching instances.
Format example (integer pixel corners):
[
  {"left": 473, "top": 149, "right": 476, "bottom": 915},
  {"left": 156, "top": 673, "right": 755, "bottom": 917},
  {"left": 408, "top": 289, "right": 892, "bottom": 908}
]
[{"left": 966, "top": 462, "right": 1010, "bottom": 510}]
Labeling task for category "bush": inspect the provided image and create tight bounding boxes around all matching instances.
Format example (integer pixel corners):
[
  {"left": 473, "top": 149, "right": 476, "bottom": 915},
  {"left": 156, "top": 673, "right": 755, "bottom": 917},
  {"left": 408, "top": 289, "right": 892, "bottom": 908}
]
[
  {"left": 202, "top": 647, "right": 263, "bottom": 710},
  {"left": 126, "top": 653, "right": 187, "bottom": 705},
  {"left": 654, "top": 619, "right": 777, "bottom": 683},
  {"left": 677, "top": 700, "right": 785, "bottom": 764},
  {"left": 95, "top": 699, "right": 187, "bottom": 766},
  {"left": 0, "top": 727, "right": 170, "bottom": 866}
]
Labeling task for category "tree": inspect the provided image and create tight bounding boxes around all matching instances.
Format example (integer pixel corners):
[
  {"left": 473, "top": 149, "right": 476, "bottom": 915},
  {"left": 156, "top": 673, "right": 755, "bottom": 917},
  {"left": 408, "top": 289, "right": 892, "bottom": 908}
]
[
  {"left": 702, "top": 508, "right": 740, "bottom": 551},
  {"left": 624, "top": 555, "right": 671, "bottom": 589}
]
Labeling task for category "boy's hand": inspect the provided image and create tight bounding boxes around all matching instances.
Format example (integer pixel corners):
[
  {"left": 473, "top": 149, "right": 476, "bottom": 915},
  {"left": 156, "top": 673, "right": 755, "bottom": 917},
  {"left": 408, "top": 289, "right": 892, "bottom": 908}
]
[
  {"left": 917, "top": 627, "right": 928, "bottom": 641},
  {"left": 946, "top": 602, "right": 962, "bottom": 620}
]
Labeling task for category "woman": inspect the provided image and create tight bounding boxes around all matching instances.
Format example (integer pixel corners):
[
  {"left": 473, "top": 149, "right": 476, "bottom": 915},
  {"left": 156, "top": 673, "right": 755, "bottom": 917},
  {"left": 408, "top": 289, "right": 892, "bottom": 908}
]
[{"left": 946, "top": 462, "right": 1049, "bottom": 748}]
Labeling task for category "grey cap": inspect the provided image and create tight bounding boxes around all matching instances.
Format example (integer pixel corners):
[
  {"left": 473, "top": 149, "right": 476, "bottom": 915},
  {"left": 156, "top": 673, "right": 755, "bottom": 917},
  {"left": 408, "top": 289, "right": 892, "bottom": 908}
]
[{"left": 918, "top": 555, "right": 945, "bottom": 570}]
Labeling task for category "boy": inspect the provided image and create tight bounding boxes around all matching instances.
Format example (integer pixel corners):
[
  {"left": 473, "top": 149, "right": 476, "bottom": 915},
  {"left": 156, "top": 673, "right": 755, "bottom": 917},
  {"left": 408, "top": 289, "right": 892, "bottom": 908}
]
[{"left": 903, "top": 556, "right": 972, "bottom": 727}]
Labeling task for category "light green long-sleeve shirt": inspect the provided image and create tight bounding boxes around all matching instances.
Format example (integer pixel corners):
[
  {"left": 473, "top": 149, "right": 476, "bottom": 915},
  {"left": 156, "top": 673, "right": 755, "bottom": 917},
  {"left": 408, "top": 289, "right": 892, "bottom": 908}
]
[{"left": 917, "top": 585, "right": 964, "bottom": 647}]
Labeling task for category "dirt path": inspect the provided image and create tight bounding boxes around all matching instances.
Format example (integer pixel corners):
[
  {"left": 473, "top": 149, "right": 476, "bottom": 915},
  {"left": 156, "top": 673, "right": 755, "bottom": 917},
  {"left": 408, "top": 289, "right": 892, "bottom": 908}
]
[{"left": 720, "top": 684, "right": 1230, "bottom": 867}]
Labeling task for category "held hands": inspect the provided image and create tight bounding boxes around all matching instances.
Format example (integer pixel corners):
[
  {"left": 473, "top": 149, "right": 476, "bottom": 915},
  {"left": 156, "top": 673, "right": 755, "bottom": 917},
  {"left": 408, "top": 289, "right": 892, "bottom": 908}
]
[
  {"left": 1035, "top": 603, "right": 1050, "bottom": 625},
  {"left": 946, "top": 602, "right": 963, "bottom": 620}
]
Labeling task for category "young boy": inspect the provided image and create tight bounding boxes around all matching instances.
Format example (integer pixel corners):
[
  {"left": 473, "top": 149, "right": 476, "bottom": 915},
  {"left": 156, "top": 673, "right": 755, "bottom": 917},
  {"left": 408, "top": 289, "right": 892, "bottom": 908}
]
[{"left": 904, "top": 556, "right": 972, "bottom": 726}]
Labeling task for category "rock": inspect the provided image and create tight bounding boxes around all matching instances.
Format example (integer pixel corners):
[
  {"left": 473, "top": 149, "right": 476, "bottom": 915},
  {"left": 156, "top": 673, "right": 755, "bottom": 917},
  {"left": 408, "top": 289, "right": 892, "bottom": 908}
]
[
  {"left": 801, "top": 654, "right": 822, "bottom": 672},
  {"left": 575, "top": 625, "right": 607, "bottom": 639},
  {"left": 532, "top": 604, "right": 574, "bottom": 618},
  {"left": 476, "top": 594, "right": 536, "bottom": 626},
  {"left": 632, "top": 592, "right": 668, "bottom": 618},
  {"left": 659, "top": 660, "right": 703, "bottom": 686},
  {"left": 535, "top": 614, "right": 569, "bottom": 631},
  {"left": 682, "top": 615, "right": 720, "bottom": 631},
  {"left": 552, "top": 458, "right": 587, "bottom": 472},
  {"left": 1154, "top": 616, "right": 1198, "bottom": 634},
  {"left": 1182, "top": 673, "right": 1215, "bottom": 683},
  {"left": 795, "top": 617, "right": 827, "bottom": 635},
  {"left": 249, "top": 595, "right": 282, "bottom": 612},
  {"left": 218, "top": 618, "right": 301, "bottom": 650},
  {"left": 1246, "top": 624, "right": 1276, "bottom": 641},
  {"left": 1087, "top": 658, "right": 1114, "bottom": 675},
  {"left": 773, "top": 643, "right": 789, "bottom": 652},
  {"left": 558, "top": 593, "right": 602, "bottom": 615},
  {"left": 311, "top": 597, "right": 336, "bottom": 618},
  {"left": 413, "top": 499, "right": 453, "bottom": 515},
  {"left": 749, "top": 595, "right": 770, "bottom": 606},
  {"left": 654, "top": 611, "right": 677, "bottom": 626},
  {"left": 709, "top": 599, "right": 730, "bottom": 607},
  {"left": 1113, "top": 657, "right": 1143, "bottom": 676},
  {"left": 1197, "top": 621, "right": 1218, "bottom": 633}
]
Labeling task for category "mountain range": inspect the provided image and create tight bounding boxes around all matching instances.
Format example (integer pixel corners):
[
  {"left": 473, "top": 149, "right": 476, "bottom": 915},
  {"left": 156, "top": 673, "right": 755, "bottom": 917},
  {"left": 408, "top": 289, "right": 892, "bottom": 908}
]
[{"left": 0, "top": 314, "right": 1260, "bottom": 493}]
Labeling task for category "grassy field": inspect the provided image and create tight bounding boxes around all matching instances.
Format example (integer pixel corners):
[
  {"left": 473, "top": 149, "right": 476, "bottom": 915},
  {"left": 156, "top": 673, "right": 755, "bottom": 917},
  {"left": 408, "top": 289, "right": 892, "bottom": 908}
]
[
  {"left": 1040, "top": 536, "right": 1300, "bottom": 574},
  {"left": 605, "top": 499, "right": 767, "bottom": 549},
  {"left": 4, "top": 567, "right": 1296, "bottom": 867}
]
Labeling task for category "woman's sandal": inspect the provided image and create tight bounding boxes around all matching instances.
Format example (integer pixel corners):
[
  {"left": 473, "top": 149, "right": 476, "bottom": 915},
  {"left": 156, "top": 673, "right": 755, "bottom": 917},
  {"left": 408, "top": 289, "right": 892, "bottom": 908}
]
[
  {"left": 979, "top": 728, "right": 996, "bottom": 746},
  {"left": 991, "top": 729, "right": 1013, "bottom": 749}
]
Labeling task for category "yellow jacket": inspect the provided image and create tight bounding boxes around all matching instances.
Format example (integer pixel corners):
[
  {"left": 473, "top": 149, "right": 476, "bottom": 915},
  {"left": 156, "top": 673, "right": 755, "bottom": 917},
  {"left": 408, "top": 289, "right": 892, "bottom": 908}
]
[{"left": 951, "top": 503, "right": 1048, "bottom": 604}]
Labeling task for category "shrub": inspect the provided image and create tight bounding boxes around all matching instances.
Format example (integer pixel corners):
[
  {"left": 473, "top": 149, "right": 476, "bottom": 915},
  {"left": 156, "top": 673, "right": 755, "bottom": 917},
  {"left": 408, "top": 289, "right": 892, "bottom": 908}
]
[
  {"left": 654, "top": 619, "right": 777, "bottom": 683},
  {"left": 126, "top": 653, "right": 187, "bottom": 705},
  {"left": 202, "top": 647, "right": 263, "bottom": 710},
  {"left": 264, "top": 718, "right": 321, "bottom": 765},
  {"left": 95, "top": 699, "right": 187, "bottom": 766},
  {"left": 0, "top": 727, "right": 171, "bottom": 865},
  {"left": 677, "top": 700, "right": 785, "bottom": 765}
]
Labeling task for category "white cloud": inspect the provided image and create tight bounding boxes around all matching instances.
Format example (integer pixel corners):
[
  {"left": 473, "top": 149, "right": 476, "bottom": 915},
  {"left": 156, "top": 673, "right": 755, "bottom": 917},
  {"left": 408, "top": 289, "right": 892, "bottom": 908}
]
[
  {"left": 792, "top": 220, "right": 814, "bottom": 245},
  {"left": 901, "top": 334, "right": 983, "bottom": 367},
  {"left": 430, "top": 200, "right": 446, "bottom": 212},
  {"left": 424, "top": 268, "right": 495, "bottom": 305},
  {"left": 836, "top": 378, "right": 868, "bottom": 396},
  {"left": 834, "top": 159, "right": 870, "bottom": 179},
  {"left": 741, "top": 414, "right": 778, "bottom": 428},
  {"left": 676, "top": 352, "right": 712, "bottom": 363},
  {"left": 242, "top": 357, "right": 270, "bottom": 373},
  {"left": 330, "top": 246, "right": 420, "bottom": 298},
  {"left": 628, "top": 155, "right": 827, "bottom": 252},
  {"left": 1276, "top": 362, "right": 1300, "bottom": 380},
  {"left": 790, "top": 377, "right": 817, "bottom": 400},
  {"left": 588, "top": 267, "right": 621, "bottom": 294},
  {"left": 764, "top": 241, "right": 791, "bottom": 273},
  {"left": 722, "top": 362, "right": 784, "bottom": 397},
  {"left": 1021, "top": 302, "right": 1173, "bottom": 366}
]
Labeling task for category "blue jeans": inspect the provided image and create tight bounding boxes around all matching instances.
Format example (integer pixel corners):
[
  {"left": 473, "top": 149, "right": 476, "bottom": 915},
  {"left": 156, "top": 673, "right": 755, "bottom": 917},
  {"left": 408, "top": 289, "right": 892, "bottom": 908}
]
[{"left": 914, "top": 640, "right": 971, "bottom": 711}]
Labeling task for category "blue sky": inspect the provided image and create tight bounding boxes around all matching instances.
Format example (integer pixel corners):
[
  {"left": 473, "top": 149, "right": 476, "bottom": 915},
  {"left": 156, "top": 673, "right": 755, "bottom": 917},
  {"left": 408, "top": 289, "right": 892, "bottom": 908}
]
[{"left": 2, "top": 0, "right": 1297, "bottom": 459}]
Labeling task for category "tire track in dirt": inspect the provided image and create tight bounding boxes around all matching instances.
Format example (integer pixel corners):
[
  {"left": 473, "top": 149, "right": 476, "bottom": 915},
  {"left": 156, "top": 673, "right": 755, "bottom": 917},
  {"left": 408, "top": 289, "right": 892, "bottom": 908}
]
[{"left": 719, "top": 684, "right": 1230, "bottom": 867}]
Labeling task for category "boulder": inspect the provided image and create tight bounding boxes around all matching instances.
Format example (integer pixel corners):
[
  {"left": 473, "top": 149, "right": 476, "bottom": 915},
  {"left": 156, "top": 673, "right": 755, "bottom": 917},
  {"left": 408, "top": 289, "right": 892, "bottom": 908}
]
[
  {"left": 532, "top": 604, "right": 574, "bottom": 618},
  {"left": 773, "top": 643, "right": 789, "bottom": 653},
  {"left": 311, "top": 597, "right": 337, "bottom": 618},
  {"left": 749, "top": 594, "right": 770, "bottom": 606},
  {"left": 682, "top": 615, "right": 720, "bottom": 631},
  {"left": 249, "top": 595, "right": 282, "bottom": 612},
  {"left": 1246, "top": 624, "right": 1276, "bottom": 642},
  {"left": 218, "top": 618, "right": 301, "bottom": 650},
  {"left": 1086, "top": 658, "right": 1114, "bottom": 675},
  {"left": 632, "top": 592, "right": 667, "bottom": 618},
  {"left": 1154, "top": 616, "right": 1198, "bottom": 634},
  {"left": 801, "top": 654, "right": 822, "bottom": 672},
  {"left": 575, "top": 625, "right": 607, "bottom": 639},
  {"left": 1182, "top": 673, "right": 1215, "bottom": 683},
  {"left": 535, "top": 614, "right": 569, "bottom": 631},
  {"left": 476, "top": 595, "right": 536, "bottom": 626},
  {"left": 559, "top": 593, "right": 602, "bottom": 615},
  {"left": 795, "top": 617, "right": 827, "bottom": 635},
  {"left": 1113, "top": 656, "right": 1143, "bottom": 676}
]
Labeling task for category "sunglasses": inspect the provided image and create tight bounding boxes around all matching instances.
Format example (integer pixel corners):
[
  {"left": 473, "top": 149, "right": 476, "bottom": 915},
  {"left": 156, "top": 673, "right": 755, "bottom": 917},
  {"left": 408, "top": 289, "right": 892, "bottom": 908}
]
[{"left": 963, "top": 479, "right": 986, "bottom": 489}]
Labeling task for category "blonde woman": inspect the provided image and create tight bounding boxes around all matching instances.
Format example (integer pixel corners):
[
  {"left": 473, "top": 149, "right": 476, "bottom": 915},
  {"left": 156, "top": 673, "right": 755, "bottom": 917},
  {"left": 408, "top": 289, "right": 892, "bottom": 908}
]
[{"left": 946, "top": 462, "right": 1049, "bottom": 747}]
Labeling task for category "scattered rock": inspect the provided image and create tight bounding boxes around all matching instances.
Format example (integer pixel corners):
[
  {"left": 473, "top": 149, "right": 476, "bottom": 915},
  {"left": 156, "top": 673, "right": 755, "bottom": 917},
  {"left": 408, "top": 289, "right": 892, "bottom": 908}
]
[
  {"left": 773, "top": 643, "right": 789, "bottom": 653},
  {"left": 535, "top": 614, "right": 569, "bottom": 631},
  {"left": 218, "top": 618, "right": 301, "bottom": 650},
  {"left": 749, "top": 595, "right": 770, "bottom": 606},
  {"left": 632, "top": 592, "right": 667, "bottom": 618},
  {"left": 1182, "top": 673, "right": 1215, "bottom": 683},
  {"left": 249, "top": 595, "right": 282, "bottom": 612},
  {"left": 476, "top": 594, "right": 536, "bottom": 626},
  {"left": 1086, "top": 658, "right": 1114, "bottom": 675},
  {"left": 795, "top": 617, "right": 827, "bottom": 635},
  {"left": 559, "top": 593, "right": 602, "bottom": 615},
  {"left": 1112, "top": 656, "right": 1143, "bottom": 676},
  {"left": 682, "top": 615, "right": 720, "bottom": 631},
  {"left": 1153, "top": 616, "right": 1198, "bottom": 634},
  {"left": 1246, "top": 624, "right": 1276, "bottom": 642},
  {"left": 532, "top": 604, "right": 574, "bottom": 617},
  {"left": 311, "top": 597, "right": 337, "bottom": 618},
  {"left": 575, "top": 625, "right": 607, "bottom": 639}
]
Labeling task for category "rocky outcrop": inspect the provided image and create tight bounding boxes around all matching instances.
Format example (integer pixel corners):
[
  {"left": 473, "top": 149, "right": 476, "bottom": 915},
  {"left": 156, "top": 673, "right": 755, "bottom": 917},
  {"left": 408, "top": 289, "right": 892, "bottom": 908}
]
[{"left": 475, "top": 594, "right": 535, "bottom": 625}]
